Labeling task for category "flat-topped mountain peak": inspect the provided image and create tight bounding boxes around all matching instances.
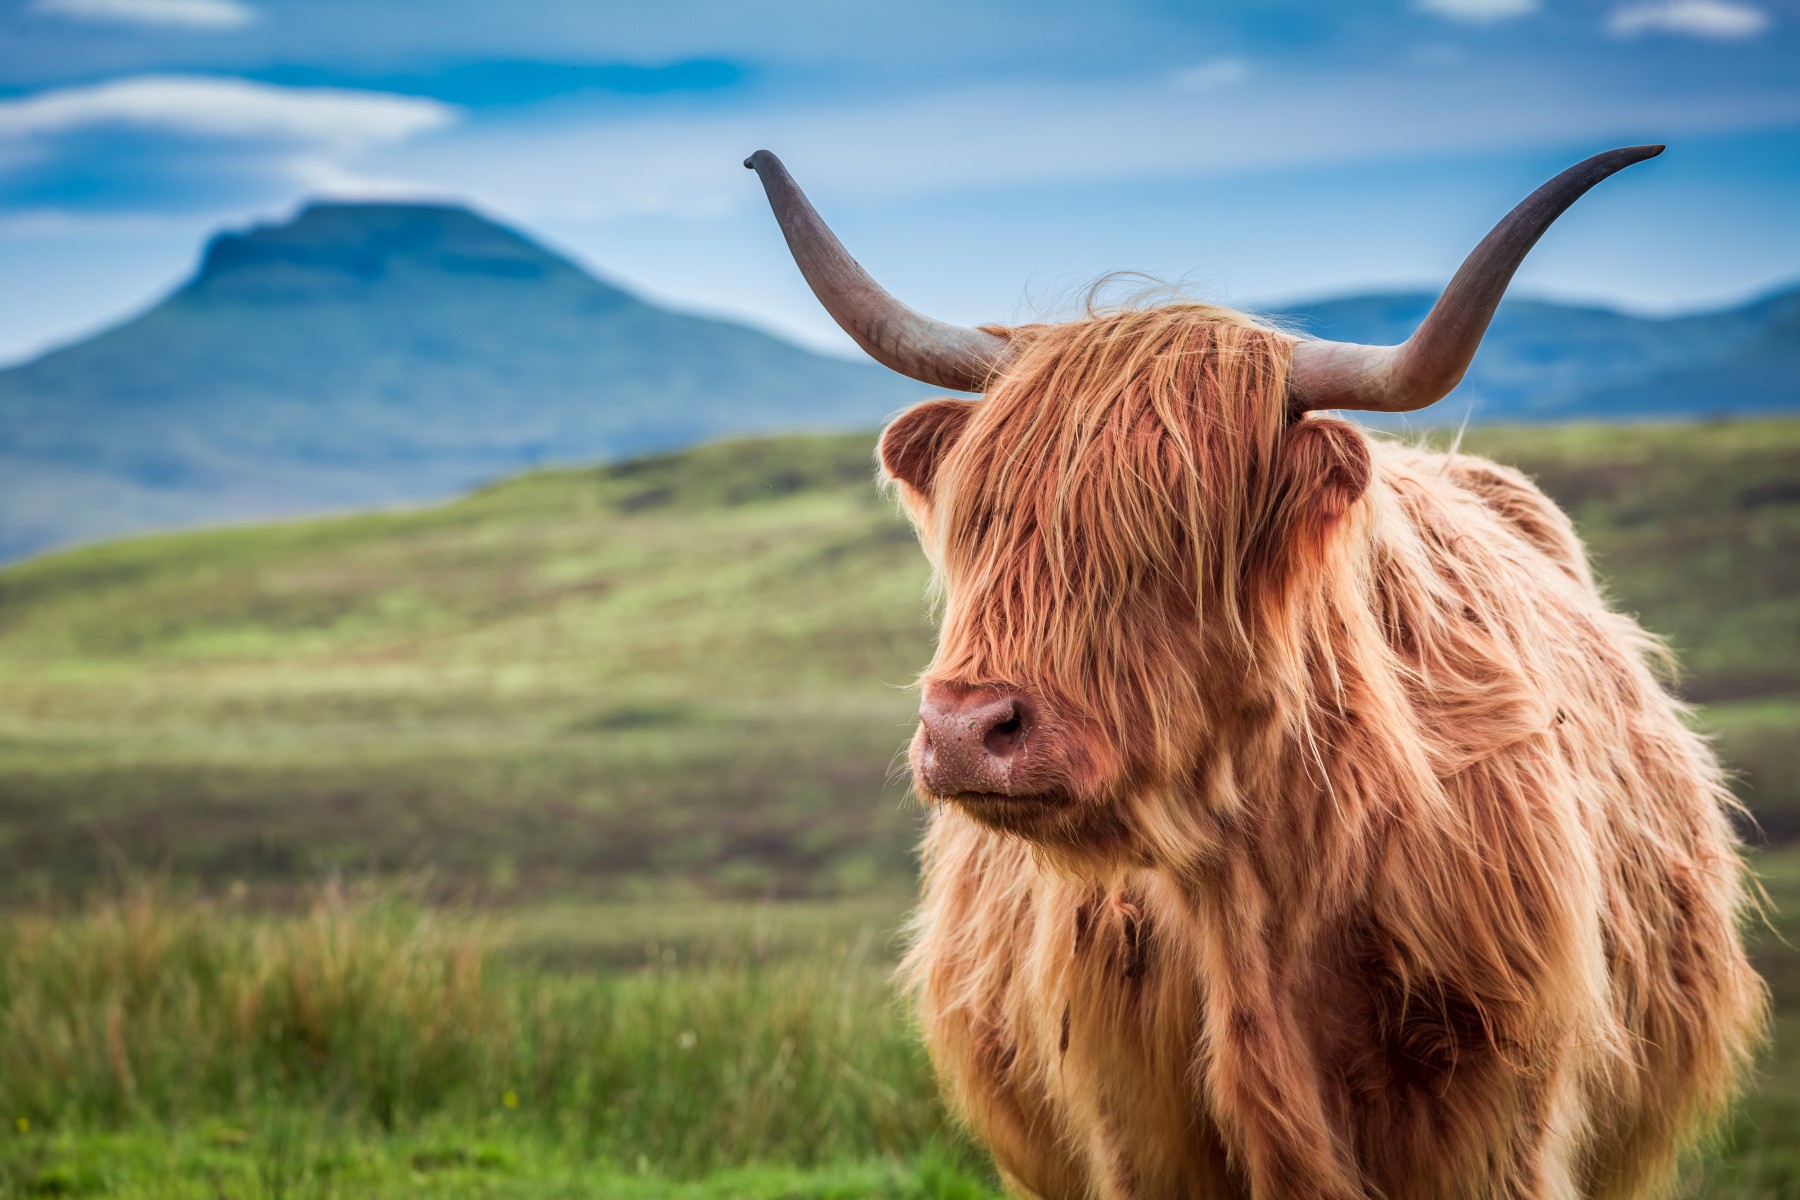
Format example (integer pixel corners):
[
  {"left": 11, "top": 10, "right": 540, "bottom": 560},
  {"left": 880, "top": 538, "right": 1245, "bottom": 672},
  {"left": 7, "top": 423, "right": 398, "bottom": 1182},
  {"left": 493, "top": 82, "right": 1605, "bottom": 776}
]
[{"left": 183, "top": 200, "right": 626, "bottom": 306}]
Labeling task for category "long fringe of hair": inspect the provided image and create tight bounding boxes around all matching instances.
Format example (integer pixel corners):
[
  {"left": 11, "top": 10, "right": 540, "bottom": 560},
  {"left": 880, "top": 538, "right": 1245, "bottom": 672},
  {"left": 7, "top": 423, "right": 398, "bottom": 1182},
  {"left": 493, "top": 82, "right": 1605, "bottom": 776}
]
[{"left": 895, "top": 303, "right": 1766, "bottom": 1199}]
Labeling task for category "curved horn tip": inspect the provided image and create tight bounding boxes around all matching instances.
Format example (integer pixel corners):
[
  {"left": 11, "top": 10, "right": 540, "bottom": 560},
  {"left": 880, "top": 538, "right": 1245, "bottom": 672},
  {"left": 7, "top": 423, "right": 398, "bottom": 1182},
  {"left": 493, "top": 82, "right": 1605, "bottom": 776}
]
[
  {"left": 1288, "top": 142, "right": 1669, "bottom": 415},
  {"left": 1598, "top": 143, "right": 1663, "bottom": 172},
  {"left": 739, "top": 144, "right": 1010, "bottom": 392}
]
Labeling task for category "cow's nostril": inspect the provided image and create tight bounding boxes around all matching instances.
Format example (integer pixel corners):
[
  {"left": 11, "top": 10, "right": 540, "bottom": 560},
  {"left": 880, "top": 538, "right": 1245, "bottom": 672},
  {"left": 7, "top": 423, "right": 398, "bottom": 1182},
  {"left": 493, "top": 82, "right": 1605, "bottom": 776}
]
[
  {"left": 984, "top": 709, "right": 1025, "bottom": 758},
  {"left": 916, "top": 684, "right": 1048, "bottom": 797}
]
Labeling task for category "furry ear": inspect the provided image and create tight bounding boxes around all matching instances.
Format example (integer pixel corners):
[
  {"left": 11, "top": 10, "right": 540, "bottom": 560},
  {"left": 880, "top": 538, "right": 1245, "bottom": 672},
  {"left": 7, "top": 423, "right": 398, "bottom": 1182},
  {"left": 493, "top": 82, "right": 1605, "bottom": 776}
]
[
  {"left": 1281, "top": 417, "right": 1371, "bottom": 532},
  {"left": 1255, "top": 417, "right": 1371, "bottom": 586},
  {"left": 879, "top": 399, "right": 977, "bottom": 497}
]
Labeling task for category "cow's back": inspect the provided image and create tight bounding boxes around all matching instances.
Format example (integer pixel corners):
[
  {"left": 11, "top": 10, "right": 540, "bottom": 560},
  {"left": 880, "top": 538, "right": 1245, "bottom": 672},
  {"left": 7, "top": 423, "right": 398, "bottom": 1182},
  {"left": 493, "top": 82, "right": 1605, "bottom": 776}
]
[
  {"left": 1376, "top": 442, "right": 1765, "bottom": 1197},
  {"left": 904, "top": 441, "right": 1763, "bottom": 1199}
]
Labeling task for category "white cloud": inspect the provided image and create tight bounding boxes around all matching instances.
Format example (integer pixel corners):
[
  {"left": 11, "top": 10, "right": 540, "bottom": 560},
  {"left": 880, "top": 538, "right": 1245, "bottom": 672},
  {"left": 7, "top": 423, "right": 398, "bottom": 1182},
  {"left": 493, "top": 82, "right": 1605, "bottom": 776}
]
[
  {"left": 1170, "top": 58, "right": 1250, "bottom": 92},
  {"left": 0, "top": 76, "right": 458, "bottom": 148},
  {"left": 32, "top": 0, "right": 256, "bottom": 29},
  {"left": 279, "top": 156, "right": 462, "bottom": 203},
  {"left": 1415, "top": 0, "right": 1538, "bottom": 23},
  {"left": 1606, "top": 1, "right": 1771, "bottom": 38}
]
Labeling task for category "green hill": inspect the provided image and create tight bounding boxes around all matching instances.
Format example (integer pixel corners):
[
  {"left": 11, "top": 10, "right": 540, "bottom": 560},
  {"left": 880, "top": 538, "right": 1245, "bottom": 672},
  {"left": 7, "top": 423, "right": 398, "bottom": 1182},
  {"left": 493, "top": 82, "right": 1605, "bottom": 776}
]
[
  {"left": 0, "top": 418, "right": 1796, "bottom": 900},
  {"left": 0, "top": 202, "right": 922, "bottom": 560}
]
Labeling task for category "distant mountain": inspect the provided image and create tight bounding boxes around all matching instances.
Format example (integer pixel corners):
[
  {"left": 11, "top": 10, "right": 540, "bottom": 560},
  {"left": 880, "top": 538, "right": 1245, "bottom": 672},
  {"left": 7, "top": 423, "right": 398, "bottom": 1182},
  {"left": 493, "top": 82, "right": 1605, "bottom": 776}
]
[
  {"left": 0, "top": 202, "right": 923, "bottom": 560},
  {"left": 0, "top": 198, "right": 1794, "bottom": 561},
  {"left": 1560, "top": 291, "right": 1800, "bottom": 420},
  {"left": 1271, "top": 287, "right": 1799, "bottom": 424}
]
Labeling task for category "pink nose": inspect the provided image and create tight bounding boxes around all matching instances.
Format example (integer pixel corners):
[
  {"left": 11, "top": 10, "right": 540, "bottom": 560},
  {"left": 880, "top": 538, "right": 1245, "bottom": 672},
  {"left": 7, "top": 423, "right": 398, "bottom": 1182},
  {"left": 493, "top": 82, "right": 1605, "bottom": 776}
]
[{"left": 916, "top": 683, "right": 1036, "bottom": 796}]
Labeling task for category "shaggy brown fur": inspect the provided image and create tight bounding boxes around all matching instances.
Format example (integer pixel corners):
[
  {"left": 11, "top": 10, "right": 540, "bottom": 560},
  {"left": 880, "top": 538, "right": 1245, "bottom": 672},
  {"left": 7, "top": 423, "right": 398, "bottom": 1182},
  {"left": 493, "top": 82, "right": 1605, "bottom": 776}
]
[{"left": 881, "top": 304, "right": 1766, "bottom": 1199}]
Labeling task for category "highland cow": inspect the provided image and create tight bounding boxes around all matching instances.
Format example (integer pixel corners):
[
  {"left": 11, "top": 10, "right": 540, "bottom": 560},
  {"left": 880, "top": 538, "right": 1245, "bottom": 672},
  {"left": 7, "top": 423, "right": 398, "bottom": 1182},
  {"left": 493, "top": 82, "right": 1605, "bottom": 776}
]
[{"left": 746, "top": 146, "right": 1766, "bottom": 1199}]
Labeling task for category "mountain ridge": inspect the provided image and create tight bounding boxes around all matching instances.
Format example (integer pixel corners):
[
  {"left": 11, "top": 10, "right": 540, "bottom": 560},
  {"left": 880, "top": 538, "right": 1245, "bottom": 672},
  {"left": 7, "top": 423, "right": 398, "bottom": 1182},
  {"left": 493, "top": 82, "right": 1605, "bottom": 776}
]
[
  {"left": 1269, "top": 285, "right": 1798, "bottom": 424},
  {"left": 1, "top": 198, "right": 1794, "bottom": 561},
  {"left": 0, "top": 201, "right": 925, "bottom": 560}
]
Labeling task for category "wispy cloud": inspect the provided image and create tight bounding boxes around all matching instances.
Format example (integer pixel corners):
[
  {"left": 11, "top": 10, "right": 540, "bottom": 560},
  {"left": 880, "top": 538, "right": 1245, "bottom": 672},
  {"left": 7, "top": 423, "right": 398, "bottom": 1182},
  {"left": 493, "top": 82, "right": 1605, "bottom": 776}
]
[
  {"left": 280, "top": 155, "right": 462, "bottom": 202},
  {"left": 31, "top": 0, "right": 256, "bottom": 30},
  {"left": 379, "top": 67, "right": 1800, "bottom": 228},
  {"left": 1170, "top": 58, "right": 1250, "bottom": 92},
  {"left": 0, "top": 76, "right": 457, "bottom": 147},
  {"left": 0, "top": 77, "right": 458, "bottom": 220},
  {"left": 1415, "top": 0, "right": 1538, "bottom": 24},
  {"left": 1606, "top": 1, "right": 1772, "bottom": 39}
]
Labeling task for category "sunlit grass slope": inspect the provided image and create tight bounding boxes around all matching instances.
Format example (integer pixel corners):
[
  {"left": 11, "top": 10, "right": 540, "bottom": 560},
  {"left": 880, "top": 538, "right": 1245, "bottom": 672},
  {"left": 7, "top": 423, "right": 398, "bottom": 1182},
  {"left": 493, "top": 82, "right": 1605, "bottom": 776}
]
[
  {"left": 0, "top": 436, "right": 932, "bottom": 899},
  {"left": 0, "top": 418, "right": 1796, "bottom": 899}
]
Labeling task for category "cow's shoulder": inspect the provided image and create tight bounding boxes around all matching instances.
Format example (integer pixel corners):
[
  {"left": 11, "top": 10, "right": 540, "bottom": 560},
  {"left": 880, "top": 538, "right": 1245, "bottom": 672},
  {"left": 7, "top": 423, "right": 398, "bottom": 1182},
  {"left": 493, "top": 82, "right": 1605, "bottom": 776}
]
[{"left": 1373, "top": 442, "right": 1594, "bottom": 589}]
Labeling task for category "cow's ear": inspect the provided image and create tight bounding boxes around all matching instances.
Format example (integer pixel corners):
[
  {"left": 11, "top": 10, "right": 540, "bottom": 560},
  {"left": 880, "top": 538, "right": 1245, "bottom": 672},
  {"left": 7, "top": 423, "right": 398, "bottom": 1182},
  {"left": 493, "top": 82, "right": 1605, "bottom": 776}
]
[
  {"left": 1282, "top": 416, "right": 1370, "bottom": 525},
  {"left": 879, "top": 399, "right": 977, "bottom": 496},
  {"left": 1267, "top": 417, "right": 1370, "bottom": 564}
]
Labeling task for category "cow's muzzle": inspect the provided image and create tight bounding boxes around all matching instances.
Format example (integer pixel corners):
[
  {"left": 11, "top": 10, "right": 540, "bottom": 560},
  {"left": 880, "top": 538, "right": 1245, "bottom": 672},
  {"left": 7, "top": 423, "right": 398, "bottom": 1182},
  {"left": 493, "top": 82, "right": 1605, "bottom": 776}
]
[{"left": 914, "top": 681, "right": 1057, "bottom": 801}]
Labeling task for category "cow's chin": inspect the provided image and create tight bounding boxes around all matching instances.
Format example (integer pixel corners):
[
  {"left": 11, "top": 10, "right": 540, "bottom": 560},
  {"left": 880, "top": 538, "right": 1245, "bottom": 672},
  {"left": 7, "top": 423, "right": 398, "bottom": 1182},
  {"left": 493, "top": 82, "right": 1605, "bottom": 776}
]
[
  {"left": 928, "top": 786, "right": 1139, "bottom": 860},
  {"left": 939, "top": 788, "right": 1076, "bottom": 837}
]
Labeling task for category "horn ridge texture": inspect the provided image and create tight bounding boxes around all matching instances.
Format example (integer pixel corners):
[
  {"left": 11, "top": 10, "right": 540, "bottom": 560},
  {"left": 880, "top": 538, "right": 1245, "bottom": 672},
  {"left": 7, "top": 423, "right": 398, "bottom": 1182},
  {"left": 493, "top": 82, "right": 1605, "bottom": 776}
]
[
  {"left": 744, "top": 150, "right": 1011, "bottom": 393},
  {"left": 1289, "top": 144, "right": 1665, "bottom": 413}
]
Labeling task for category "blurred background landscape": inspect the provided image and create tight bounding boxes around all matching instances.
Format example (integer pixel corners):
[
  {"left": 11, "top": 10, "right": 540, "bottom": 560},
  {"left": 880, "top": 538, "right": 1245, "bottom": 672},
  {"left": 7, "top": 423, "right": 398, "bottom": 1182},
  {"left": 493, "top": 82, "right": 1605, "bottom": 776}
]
[{"left": 1, "top": 1, "right": 1798, "bottom": 1196}]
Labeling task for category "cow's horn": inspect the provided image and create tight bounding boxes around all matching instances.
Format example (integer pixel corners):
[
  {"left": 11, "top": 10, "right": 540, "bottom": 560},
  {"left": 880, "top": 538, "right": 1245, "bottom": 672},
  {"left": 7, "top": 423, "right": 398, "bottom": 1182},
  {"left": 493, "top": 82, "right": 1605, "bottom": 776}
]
[
  {"left": 1289, "top": 145, "right": 1665, "bottom": 413},
  {"left": 744, "top": 150, "right": 1012, "bottom": 393}
]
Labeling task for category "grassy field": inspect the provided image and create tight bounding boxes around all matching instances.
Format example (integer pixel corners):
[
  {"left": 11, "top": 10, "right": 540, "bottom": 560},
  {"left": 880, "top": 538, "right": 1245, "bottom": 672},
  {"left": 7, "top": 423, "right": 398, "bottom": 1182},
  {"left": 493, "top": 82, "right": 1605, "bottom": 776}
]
[
  {"left": 0, "top": 435, "right": 934, "bottom": 901},
  {"left": 0, "top": 418, "right": 1796, "bottom": 901},
  {"left": 1, "top": 846, "right": 1796, "bottom": 1199},
  {"left": 0, "top": 416, "right": 1796, "bottom": 1194}
]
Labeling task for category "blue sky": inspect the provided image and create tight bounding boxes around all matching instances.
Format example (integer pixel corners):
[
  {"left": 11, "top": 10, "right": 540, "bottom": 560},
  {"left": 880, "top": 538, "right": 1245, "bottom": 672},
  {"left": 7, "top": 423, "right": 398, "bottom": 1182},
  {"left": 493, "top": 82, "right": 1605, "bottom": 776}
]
[{"left": 0, "top": 0, "right": 1796, "bottom": 364}]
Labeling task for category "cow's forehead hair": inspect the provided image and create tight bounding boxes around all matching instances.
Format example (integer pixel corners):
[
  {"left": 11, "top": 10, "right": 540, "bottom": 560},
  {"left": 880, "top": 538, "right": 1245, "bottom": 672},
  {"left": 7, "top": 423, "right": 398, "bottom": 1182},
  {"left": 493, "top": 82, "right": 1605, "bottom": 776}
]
[
  {"left": 920, "top": 303, "right": 1296, "bottom": 699},
  {"left": 932, "top": 303, "right": 1292, "bottom": 548}
]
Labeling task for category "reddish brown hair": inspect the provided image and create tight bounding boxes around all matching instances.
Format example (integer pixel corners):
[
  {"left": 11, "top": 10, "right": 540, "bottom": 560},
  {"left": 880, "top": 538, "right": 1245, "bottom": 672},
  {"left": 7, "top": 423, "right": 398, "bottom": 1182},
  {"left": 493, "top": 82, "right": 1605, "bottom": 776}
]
[{"left": 886, "top": 303, "right": 1765, "bottom": 1198}]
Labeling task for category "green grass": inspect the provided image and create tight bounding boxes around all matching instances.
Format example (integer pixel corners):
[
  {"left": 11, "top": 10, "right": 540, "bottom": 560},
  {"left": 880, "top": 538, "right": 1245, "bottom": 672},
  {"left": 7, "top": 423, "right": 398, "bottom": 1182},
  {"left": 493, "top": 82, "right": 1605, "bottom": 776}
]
[
  {"left": 1, "top": 849, "right": 1797, "bottom": 1198},
  {"left": 0, "top": 882, "right": 998, "bottom": 1198},
  {"left": 2, "top": 1134, "right": 996, "bottom": 1200},
  {"left": 1, "top": 419, "right": 1797, "bottom": 900}
]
